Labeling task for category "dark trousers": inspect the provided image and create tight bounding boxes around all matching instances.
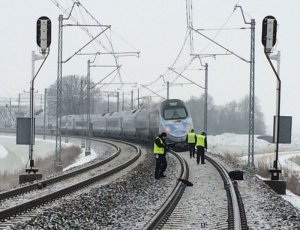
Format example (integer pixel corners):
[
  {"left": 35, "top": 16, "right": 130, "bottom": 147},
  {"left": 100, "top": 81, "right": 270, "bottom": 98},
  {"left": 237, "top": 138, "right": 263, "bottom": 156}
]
[
  {"left": 197, "top": 146, "right": 205, "bottom": 164},
  {"left": 155, "top": 155, "right": 167, "bottom": 178},
  {"left": 188, "top": 143, "right": 196, "bottom": 158}
]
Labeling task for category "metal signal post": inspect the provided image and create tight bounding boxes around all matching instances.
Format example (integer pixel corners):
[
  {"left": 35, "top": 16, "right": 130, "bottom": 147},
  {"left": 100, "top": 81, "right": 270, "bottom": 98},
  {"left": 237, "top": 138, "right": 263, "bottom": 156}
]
[
  {"left": 27, "top": 16, "right": 51, "bottom": 174},
  {"left": 262, "top": 15, "right": 282, "bottom": 180}
]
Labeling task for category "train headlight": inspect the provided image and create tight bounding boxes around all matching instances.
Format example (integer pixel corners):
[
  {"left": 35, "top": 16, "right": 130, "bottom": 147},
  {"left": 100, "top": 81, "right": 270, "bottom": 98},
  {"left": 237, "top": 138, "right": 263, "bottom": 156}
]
[{"left": 165, "top": 127, "right": 171, "bottom": 133}]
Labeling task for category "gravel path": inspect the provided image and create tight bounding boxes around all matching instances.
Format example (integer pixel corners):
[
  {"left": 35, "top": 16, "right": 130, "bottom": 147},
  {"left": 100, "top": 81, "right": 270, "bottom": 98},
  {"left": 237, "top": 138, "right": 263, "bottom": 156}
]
[
  {"left": 8, "top": 148, "right": 180, "bottom": 229},
  {"left": 162, "top": 153, "right": 228, "bottom": 229}
]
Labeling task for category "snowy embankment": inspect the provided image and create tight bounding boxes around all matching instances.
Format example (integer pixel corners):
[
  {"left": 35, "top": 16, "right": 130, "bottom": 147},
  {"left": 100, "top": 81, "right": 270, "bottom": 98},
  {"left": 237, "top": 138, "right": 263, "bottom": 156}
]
[
  {"left": 209, "top": 132, "right": 300, "bottom": 211},
  {"left": 0, "top": 135, "right": 79, "bottom": 174}
]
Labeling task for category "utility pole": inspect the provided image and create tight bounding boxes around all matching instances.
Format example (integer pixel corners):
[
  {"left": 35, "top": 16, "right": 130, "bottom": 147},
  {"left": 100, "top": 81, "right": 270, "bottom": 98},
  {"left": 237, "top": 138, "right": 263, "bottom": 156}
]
[
  {"left": 122, "top": 91, "right": 125, "bottom": 111},
  {"left": 131, "top": 90, "right": 133, "bottom": 109},
  {"left": 54, "top": 3, "right": 111, "bottom": 168},
  {"left": 18, "top": 94, "right": 21, "bottom": 116},
  {"left": 137, "top": 88, "right": 140, "bottom": 109},
  {"left": 85, "top": 60, "right": 91, "bottom": 156},
  {"left": 43, "top": 88, "right": 47, "bottom": 140},
  {"left": 204, "top": 63, "right": 208, "bottom": 134},
  {"left": 55, "top": 14, "right": 63, "bottom": 169},
  {"left": 234, "top": 5, "right": 256, "bottom": 167},
  {"left": 167, "top": 81, "right": 170, "bottom": 99},
  {"left": 117, "top": 92, "right": 120, "bottom": 112},
  {"left": 80, "top": 77, "right": 85, "bottom": 148},
  {"left": 107, "top": 93, "right": 109, "bottom": 113}
]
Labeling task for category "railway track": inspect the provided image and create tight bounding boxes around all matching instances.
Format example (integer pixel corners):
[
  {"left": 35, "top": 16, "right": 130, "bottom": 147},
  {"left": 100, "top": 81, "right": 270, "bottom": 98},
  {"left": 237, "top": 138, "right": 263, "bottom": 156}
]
[
  {"left": 0, "top": 138, "right": 141, "bottom": 228},
  {"left": 145, "top": 151, "right": 248, "bottom": 230}
]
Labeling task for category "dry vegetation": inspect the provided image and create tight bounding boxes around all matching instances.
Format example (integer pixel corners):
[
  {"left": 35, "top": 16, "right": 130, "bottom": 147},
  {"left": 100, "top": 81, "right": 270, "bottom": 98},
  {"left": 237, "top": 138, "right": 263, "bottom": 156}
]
[
  {"left": 256, "top": 160, "right": 300, "bottom": 196},
  {"left": 222, "top": 153, "right": 241, "bottom": 165},
  {"left": 215, "top": 154, "right": 300, "bottom": 196},
  {"left": 290, "top": 155, "right": 300, "bottom": 166},
  {"left": 256, "top": 160, "right": 271, "bottom": 178},
  {"left": 0, "top": 146, "right": 81, "bottom": 191}
]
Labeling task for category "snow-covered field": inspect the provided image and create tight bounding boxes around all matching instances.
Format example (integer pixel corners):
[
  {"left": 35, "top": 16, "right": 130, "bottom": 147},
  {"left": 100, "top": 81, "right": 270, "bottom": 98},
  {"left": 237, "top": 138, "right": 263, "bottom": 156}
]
[
  {"left": 1, "top": 133, "right": 300, "bottom": 211},
  {"left": 0, "top": 135, "right": 78, "bottom": 174}
]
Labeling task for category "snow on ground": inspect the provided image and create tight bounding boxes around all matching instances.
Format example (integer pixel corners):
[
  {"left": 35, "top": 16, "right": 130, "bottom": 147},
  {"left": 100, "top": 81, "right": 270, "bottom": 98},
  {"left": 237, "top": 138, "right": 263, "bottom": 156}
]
[
  {"left": 1, "top": 132, "right": 300, "bottom": 211},
  {"left": 63, "top": 148, "right": 98, "bottom": 171},
  {"left": 0, "top": 145, "right": 8, "bottom": 159},
  {"left": 0, "top": 135, "right": 95, "bottom": 174},
  {"left": 209, "top": 133, "right": 300, "bottom": 212},
  {"left": 284, "top": 190, "right": 300, "bottom": 210}
]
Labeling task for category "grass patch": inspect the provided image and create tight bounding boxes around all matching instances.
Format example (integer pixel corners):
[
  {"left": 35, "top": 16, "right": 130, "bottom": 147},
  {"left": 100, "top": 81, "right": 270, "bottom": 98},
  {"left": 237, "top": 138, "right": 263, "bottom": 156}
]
[
  {"left": 0, "top": 145, "right": 81, "bottom": 191},
  {"left": 256, "top": 160, "right": 300, "bottom": 196},
  {"left": 289, "top": 155, "right": 300, "bottom": 166},
  {"left": 256, "top": 160, "right": 271, "bottom": 178},
  {"left": 222, "top": 153, "right": 241, "bottom": 165}
]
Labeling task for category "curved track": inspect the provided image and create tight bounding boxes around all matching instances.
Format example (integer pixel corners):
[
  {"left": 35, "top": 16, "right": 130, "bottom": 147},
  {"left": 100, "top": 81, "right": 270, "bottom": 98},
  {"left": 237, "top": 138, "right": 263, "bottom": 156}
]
[
  {"left": 0, "top": 138, "right": 141, "bottom": 227},
  {"left": 146, "top": 151, "right": 248, "bottom": 230}
]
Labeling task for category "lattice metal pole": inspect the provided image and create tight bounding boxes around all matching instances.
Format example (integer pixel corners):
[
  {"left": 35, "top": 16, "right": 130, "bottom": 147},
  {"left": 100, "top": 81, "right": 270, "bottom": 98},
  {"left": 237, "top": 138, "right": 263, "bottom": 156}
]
[
  {"left": 117, "top": 92, "right": 120, "bottom": 112},
  {"left": 43, "top": 88, "right": 47, "bottom": 140},
  {"left": 80, "top": 77, "right": 85, "bottom": 148},
  {"left": 204, "top": 63, "right": 208, "bottom": 134},
  {"left": 85, "top": 60, "right": 91, "bottom": 156},
  {"left": 55, "top": 14, "right": 63, "bottom": 168},
  {"left": 248, "top": 19, "right": 256, "bottom": 167}
]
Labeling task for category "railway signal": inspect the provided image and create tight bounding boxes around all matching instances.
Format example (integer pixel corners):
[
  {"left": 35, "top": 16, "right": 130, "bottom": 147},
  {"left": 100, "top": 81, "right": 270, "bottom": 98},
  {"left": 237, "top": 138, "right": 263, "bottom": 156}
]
[
  {"left": 18, "top": 16, "right": 52, "bottom": 184},
  {"left": 261, "top": 16, "right": 277, "bottom": 54},
  {"left": 36, "top": 16, "right": 51, "bottom": 54},
  {"left": 261, "top": 16, "right": 287, "bottom": 194}
]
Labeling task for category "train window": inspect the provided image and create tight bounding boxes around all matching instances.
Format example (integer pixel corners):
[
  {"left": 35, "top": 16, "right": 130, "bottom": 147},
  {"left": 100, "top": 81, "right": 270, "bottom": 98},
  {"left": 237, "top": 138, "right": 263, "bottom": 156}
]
[
  {"left": 163, "top": 107, "right": 187, "bottom": 120},
  {"left": 169, "top": 102, "right": 178, "bottom": 106}
]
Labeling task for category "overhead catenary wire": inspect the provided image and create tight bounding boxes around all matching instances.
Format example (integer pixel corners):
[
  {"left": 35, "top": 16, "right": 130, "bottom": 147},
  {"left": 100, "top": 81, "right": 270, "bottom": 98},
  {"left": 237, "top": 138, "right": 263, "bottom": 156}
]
[
  {"left": 144, "top": 29, "right": 190, "bottom": 88},
  {"left": 49, "top": 0, "right": 122, "bottom": 82},
  {"left": 70, "top": 0, "right": 125, "bottom": 85},
  {"left": 50, "top": 0, "right": 140, "bottom": 89}
]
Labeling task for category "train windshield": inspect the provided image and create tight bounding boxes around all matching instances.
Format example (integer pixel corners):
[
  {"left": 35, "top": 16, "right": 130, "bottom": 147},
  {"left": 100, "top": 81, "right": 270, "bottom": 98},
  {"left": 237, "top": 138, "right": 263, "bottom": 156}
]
[{"left": 163, "top": 107, "right": 187, "bottom": 120}]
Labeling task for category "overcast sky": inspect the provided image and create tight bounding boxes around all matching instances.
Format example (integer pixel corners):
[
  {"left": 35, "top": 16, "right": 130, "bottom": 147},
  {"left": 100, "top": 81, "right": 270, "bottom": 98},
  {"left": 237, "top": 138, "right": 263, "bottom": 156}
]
[{"left": 0, "top": 0, "right": 299, "bottom": 132}]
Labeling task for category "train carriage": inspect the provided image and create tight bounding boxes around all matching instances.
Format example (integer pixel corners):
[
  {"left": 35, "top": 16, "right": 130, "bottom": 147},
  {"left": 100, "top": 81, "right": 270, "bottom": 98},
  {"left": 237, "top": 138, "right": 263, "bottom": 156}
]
[
  {"left": 122, "top": 110, "right": 137, "bottom": 139},
  {"left": 105, "top": 112, "right": 122, "bottom": 137},
  {"left": 61, "top": 99, "right": 193, "bottom": 148}
]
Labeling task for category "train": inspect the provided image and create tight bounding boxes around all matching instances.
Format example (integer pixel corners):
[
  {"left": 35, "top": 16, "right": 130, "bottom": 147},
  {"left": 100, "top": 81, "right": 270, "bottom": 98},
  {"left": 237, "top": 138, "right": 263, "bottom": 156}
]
[{"left": 61, "top": 99, "right": 193, "bottom": 148}]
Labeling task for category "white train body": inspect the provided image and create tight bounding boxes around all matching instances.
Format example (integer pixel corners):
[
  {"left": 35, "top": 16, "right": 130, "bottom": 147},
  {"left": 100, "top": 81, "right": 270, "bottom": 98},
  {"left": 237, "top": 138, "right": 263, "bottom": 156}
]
[{"left": 61, "top": 99, "right": 193, "bottom": 147}]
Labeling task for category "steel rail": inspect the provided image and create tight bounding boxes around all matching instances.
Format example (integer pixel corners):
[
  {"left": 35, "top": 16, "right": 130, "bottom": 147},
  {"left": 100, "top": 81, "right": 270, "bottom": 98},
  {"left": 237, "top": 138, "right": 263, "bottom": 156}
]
[
  {"left": 0, "top": 140, "right": 141, "bottom": 222},
  {"left": 0, "top": 139, "right": 119, "bottom": 202},
  {"left": 206, "top": 154, "right": 248, "bottom": 230},
  {"left": 144, "top": 150, "right": 189, "bottom": 229}
]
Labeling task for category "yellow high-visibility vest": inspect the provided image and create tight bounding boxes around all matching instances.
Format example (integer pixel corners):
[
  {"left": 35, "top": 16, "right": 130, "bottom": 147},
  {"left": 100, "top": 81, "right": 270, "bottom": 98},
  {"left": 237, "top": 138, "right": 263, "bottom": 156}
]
[
  {"left": 196, "top": 135, "right": 205, "bottom": 147},
  {"left": 153, "top": 137, "right": 164, "bottom": 154},
  {"left": 187, "top": 132, "right": 196, "bottom": 143}
]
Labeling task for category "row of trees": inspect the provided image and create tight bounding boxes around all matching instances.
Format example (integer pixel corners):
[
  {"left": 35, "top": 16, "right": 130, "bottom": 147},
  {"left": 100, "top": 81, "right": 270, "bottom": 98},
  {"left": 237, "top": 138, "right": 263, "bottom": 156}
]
[
  {"left": 47, "top": 75, "right": 130, "bottom": 116},
  {"left": 185, "top": 94, "right": 266, "bottom": 135},
  {"left": 46, "top": 75, "right": 266, "bottom": 135}
]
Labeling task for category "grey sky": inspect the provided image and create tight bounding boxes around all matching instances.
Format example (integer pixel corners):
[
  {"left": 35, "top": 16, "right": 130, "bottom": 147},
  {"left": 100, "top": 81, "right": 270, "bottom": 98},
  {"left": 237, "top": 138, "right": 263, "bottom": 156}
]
[{"left": 0, "top": 0, "right": 299, "bottom": 132}]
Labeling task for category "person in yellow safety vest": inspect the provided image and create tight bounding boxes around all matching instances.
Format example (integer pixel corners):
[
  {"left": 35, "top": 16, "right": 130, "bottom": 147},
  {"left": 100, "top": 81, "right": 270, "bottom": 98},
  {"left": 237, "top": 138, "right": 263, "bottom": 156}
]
[
  {"left": 186, "top": 129, "right": 197, "bottom": 158},
  {"left": 196, "top": 132, "right": 207, "bottom": 165},
  {"left": 153, "top": 132, "right": 167, "bottom": 179}
]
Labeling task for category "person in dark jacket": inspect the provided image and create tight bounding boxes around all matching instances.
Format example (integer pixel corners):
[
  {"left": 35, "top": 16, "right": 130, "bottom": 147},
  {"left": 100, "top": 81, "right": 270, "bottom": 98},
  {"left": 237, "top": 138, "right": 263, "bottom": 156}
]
[
  {"left": 196, "top": 132, "right": 207, "bottom": 165},
  {"left": 153, "top": 132, "right": 167, "bottom": 179},
  {"left": 186, "top": 129, "right": 197, "bottom": 158}
]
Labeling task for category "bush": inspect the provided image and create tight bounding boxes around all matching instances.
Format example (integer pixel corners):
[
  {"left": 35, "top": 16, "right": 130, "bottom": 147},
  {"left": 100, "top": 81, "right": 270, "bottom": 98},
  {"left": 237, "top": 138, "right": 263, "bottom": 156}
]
[
  {"left": 256, "top": 160, "right": 270, "bottom": 178},
  {"left": 289, "top": 155, "right": 300, "bottom": 166},
  {"left": 0, "top": 145, "right": 81, "bottom": 190},
  {"left": 256, "top": 161, "right": 300, "bottom": 196}
]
